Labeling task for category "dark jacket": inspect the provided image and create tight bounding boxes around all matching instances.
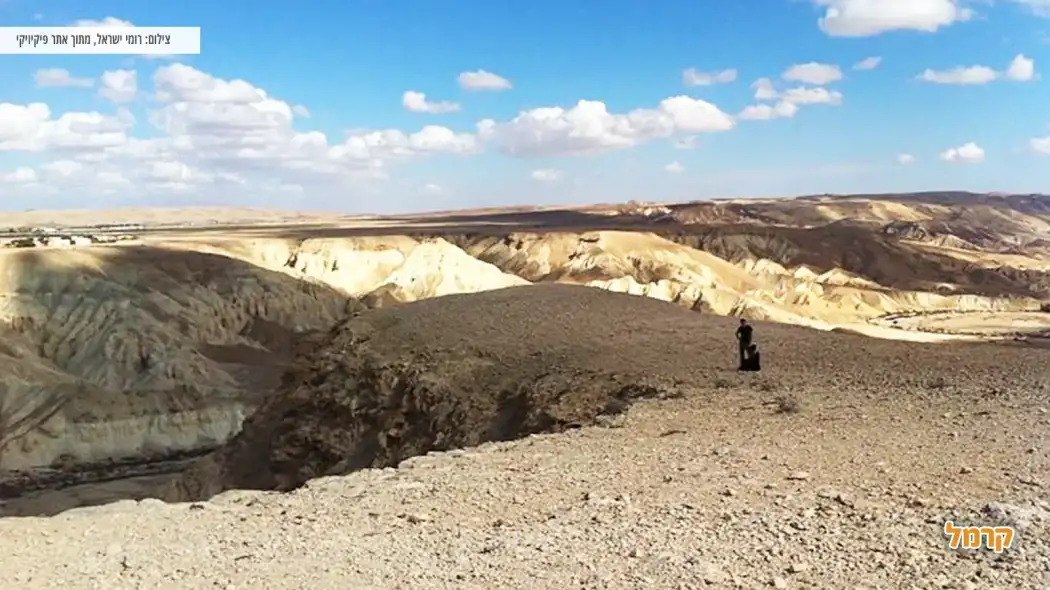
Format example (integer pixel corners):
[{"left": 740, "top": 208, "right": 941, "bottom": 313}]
[{"left": 741, "top": 351, "right": 761, "bottom": 371}]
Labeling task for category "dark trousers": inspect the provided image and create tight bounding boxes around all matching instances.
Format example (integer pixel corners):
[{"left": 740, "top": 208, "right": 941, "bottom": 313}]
[{"left": 738, "top": 341, "right": 750, "bottom": 367}]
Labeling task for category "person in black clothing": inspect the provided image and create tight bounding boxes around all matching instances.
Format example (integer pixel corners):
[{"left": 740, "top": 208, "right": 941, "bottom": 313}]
[
  {"left": 735, "top": 319, "right": 753, "bottom": 369},
  {"left": 740, "top": 344, "right": 761, "bottom": 372}
]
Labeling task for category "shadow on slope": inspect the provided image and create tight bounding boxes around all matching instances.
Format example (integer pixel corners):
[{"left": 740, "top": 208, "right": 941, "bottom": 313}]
[
  {"left": 0, "top": 243, "right": 354, "bottom": 516},
  {"left": 665, "top": 224, "right": 1050, "bottom": 298},
  {"left": 167, "top": 283, "right": 1050, "bottom": 503}
]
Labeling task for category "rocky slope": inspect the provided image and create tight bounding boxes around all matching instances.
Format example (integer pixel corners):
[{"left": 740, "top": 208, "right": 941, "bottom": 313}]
[
  {"left": 167, "top": 283, "right": 1050, "bottom": 503},
  {"left": 4, "top": 191, "right": 1050, "bottom": 515},
  {"left": 0, "top": 238, "right": 527, "bottom": 479},
  {"left": 1, "top": 285, "right": 1047, "bottom": 588}
]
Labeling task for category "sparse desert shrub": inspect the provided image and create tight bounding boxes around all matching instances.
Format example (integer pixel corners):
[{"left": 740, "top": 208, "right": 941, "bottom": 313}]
[
  {"left": 713, "top": 377, "right": 733, "bottom": 389},
  {"left": 773, "top": 395, "right": 801, "bottom": 415}
]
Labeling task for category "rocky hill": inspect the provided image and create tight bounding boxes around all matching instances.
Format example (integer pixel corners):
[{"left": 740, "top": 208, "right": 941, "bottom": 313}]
[{"left": 3, "top": 191, "right": 1050, "bottom": 515}]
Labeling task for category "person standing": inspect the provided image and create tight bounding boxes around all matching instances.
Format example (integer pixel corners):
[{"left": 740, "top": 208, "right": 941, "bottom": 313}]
[{"left": 735, "top": 319, "right": 753, "bottom": 370}]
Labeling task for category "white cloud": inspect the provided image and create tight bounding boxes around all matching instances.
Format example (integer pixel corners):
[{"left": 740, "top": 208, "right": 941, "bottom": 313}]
[
  {"left": 739, "top": 101, "right": 799, "bottom": 120},
  {"left": 41, "top": 160, "right": 85, "bottom": 176},
  {"left": 424, "top": 183, "right": 443, "bottom": 193},
  {"left": 458, "top": 70, "right": 512, "bottom": 91},
  {"left": 779, "top": 86, "right": 843, "bottom": 105},
  {"left": 34, "top": 68, "right": 94, "bottom": 88},
  {"left": 1, "top": 64, "right": 481, "bottom": 203},
  {"left": 0, "top": 102, "right": 131, "bottom": 152},
  {"left": 402, "top": 91, "right": 461, "bottom": 114},
  {"left": 739, "top": 80, "right": 841, "bottom": 120},
  {"left": 1031, "top": 136, "right": 1050, "bottom": 155},
  {"left": 782, "top": 62, "right": 844, "bottom": 85},
  {"left": 531, "top": 168, "right": 562, "bottom": 182},
  {"left": 1005, "top": 54, "right": 1036, "bottom": 81},
  {"left": 0, "top": 167, "right": 38, "bottom": 183},
  {"left": 897, "top": 153, "right": 915, "bottom": 165},
  {"left": 940, "top": 142, "right": 985, "bottom": 163},
  {"left": 673, "top": 136, "right": 699, "bottom": 150},
  {"left": 752, "top": 78, "right": 779, "bottom": 100},
  {"left": 664, "top": 161, "right": 684, "bottom": 173},
  {"left": 918, "top": 54, "right": 1036, "bottom": 84},
  {"left": 99, "top": 70, "right": 138, "bottom": 103},
  {"left": 813, "top": 0, "right": 973, "bottom": 37},
  {"left": 477, "top": 96, "right": 734, "bottom": 157},
  {"left": 292, "top": 105, "right": 310, "bottom": 118},
  {"left": 918, "top": 65, "right": 998, "bottom": 84},
  {"left": 682, "top": 68, "right": 737, "bottom": 86},
  {"left": 72, "top": 17, "right": 134, "bottom": 27},
  {"left": 853, "top": 56, "right": 882, "bottom": 70}
]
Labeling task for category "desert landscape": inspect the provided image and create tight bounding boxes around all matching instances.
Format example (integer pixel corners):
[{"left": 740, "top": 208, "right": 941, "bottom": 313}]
[{"left": 0, "top": 192, "right": 1049, "bottom": 588}]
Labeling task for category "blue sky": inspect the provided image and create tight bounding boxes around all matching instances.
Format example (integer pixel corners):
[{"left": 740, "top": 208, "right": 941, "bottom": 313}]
[{"left": 0, "top": 0, "right": 1048, "bottom": 214}]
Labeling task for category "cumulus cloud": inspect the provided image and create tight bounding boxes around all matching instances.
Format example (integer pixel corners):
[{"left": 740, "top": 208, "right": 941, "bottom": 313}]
[
  {"left": 752, "top": 78, "right": 779, "bottom": 100},
  {"left": 782, "top": 62, "right": 843, "bottom": 85},
  {"left": 34, "top": 68, "right": 94, "bottom": 88},
  {"left": 779, "top": 86, "right": 843, "bottom": 105},
  {"left": 739, "top": 78, "right": 841, "bottom": 121},
  {"left": 476, "top": 96, "right": 734, "bottom": 157},
  {"left": 812, "top": 0, "right": 973, "bottom": 37},
  {"left": 531, "top": 168, "right": 562, "bottom": 182},
  {"left": 99, "top": 70, "right": 138, "bottom": 103},
  {"left": 918, "top": 65, "right": 998, "bottom": 85},
  {"left": 940, "top": 142, "right": 985, "bottom": 163},
  {"left": 1031, "top": 136, "right": 1050, "bottom": 155},
  {"left": 0, "top": 102, "right": 131, "bottom": 152},
  {"left": 739, "top": 102, "right": 799, "bottom": 120},
  {"left": 402, "top": 91, "right": 461, "bottom": 114},
  {"left": 853, "top": 56, "right": 882, "bottom": 70},
  {"left": 458, "top": 70, "right": 512, "bottom": 91},
  {"left": 1005, "top": 54, "right": 1036, "bottom": 81},
  {"left": 664, "top": 161, "right": 684, "bottom": 173},
  {"left": 918, "top": 54, "right": 1036, "bottom": 84},
  {"left": 0, "top": 64, "right": 480, "bottom": 203},
  {"left": 897, "top": 153, "right": 915, "bottom": 165},
  {"left": 682, "top": 68, "right": 738, "bottom": 86}
]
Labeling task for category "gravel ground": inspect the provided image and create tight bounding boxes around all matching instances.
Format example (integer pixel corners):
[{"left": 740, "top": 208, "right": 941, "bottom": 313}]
[
  {"left": 1, "top": 285, "right": 1048, "bottom": 589},
  {"left": 1, "top": 388, "right": 1047, "bottom": 589}
]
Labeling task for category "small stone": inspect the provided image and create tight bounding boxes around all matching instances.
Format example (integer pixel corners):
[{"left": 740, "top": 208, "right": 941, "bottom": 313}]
[
  {"left": 959, "top": 466, "right": 973, "bottom": 474},
  {"left": 722, "top": 488, "right": 737, "bottom": 497},
  {"left": 772, "top": 576, "right": 789, "bottom": 588},
  {"left": 786, "top": 471, "right": 810, "bottom": 481},
  {"left": 403, "top": 513, "right": 430, "bottom": 524},
  {"left": 788, "top": 562, "right": 809, "bottom": 574}
]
